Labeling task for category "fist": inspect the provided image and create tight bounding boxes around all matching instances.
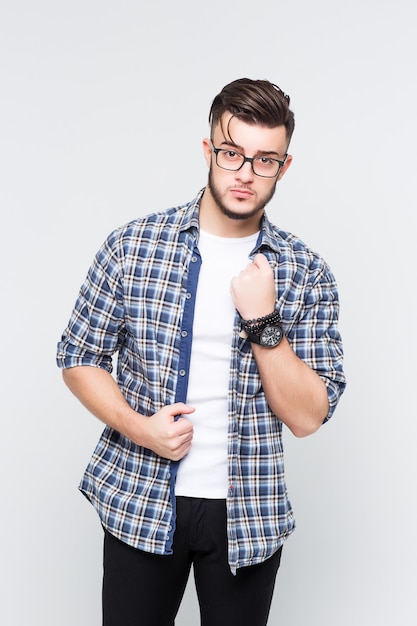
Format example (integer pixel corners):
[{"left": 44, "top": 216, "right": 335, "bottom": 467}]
[{"left": 230, "top": 253, "right": 276, "bottom": 320}]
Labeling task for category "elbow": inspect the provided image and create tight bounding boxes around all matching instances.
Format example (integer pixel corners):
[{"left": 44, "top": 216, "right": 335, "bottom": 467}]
[
  {"left": 62, "top": 364, "right": 96, "bottom": 390},
  {"left": 62, "top": 367, "right": 73, "bottom": 384},
  {"left": 62, "top": 366, "right": 80, "bottom": 384},
  {"left": 287, "top": 405, "right": 329, "bottom": 438},
  {"left": 290, "top": 418, "right": 323, "bottom": 438},
  {"left": 291, "top": 388, "right": 330, "bottom": 437},
  {"left": 62, "top": 366, "right": 81, "bottom": 393}
]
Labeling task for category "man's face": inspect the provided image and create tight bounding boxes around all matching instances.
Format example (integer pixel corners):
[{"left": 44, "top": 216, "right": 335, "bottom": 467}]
[{"left": 203, "top": 113, "right": 292, "bottom": 223}]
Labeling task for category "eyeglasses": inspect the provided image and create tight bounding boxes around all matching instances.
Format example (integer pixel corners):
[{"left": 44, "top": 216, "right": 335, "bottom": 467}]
[{"left": 210, "top": 140, "right": 287, "bottom": 178}]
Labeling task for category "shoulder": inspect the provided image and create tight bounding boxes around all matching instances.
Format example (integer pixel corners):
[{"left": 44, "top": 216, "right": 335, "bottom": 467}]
[
  {"left": 100, "top": 196, "right": 199, "bottom": 260},
  {"left": 110, "top": 204, "right": 187, "bottom": 241}
]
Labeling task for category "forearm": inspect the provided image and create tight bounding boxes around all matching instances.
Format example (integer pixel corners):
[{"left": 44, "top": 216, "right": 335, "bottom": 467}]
[
  {"left": 252, "top": 336, "right": 329, "bottom": 437},
  {"left": 62, "top": 365, "right": 146, "bottom": 443}
]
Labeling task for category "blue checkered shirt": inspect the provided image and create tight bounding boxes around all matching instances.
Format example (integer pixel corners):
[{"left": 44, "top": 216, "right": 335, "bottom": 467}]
[{"left": 57, "top": 188, "right": 346, "bottom": 574}]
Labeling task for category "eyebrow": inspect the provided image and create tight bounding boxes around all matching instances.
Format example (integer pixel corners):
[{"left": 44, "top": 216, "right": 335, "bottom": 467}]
[{"left": 218, "top": 139, "right": 281, "bottom": 158}]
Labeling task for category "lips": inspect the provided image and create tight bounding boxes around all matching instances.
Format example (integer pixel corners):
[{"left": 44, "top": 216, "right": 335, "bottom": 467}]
[{"left": 230, "top": 187, "right": 253, "bottom": 199}]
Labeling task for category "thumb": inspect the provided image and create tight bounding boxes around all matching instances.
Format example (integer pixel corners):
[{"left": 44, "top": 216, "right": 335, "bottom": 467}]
[
  {"left": 171, "top": 402, "right": 195, "bottom": 416},
  {"left": 170, "top": 402, "right": 195, "bottom": 423},
  {"left": 253, "top": 253, "right": 270, "bottom": 269}
]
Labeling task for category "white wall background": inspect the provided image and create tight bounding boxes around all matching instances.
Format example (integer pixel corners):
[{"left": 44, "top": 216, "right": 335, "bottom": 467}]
[{"left": 1, "top": 1, "right": 416, "bottom": 624}]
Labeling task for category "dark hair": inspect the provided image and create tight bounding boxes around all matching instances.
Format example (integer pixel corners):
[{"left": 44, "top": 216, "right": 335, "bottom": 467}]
[{"left": 209, "top": 77, "right": 295, "bottom": 145}]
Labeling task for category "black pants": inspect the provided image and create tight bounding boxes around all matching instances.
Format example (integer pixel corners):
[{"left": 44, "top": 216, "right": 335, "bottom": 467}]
[{"left": 103, "top": 496, "right": 282, "bottom": 626}]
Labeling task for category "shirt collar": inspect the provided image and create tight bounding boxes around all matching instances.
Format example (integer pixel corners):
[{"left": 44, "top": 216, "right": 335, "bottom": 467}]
[
  {"left": 254, "top": 213, "right": 282, "bottom": 255},
  {"left": 178, "top": 188, "right": 204, "bottom": 234}
]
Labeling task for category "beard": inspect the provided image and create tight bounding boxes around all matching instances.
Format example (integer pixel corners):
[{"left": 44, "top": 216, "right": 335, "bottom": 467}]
[{"left": 207, "top": 166, "right": 277, "bottom": 221}]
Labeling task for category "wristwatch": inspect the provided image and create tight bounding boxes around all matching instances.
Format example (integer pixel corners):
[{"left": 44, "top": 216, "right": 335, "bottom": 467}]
[
  {"left": 245, "top": 323, "right": 283, "bottom": 348},
  {"left": 240, "top": 309, "right": 284, "bottom": 348}
]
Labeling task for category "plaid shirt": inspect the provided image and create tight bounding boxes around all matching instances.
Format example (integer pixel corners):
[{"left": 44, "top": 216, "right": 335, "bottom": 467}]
[{"left": 57, "top": 188, "right": 345, "bottom": 574}]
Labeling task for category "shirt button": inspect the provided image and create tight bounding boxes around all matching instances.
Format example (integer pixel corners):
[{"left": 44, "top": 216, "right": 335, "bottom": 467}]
[
  {"left": 181, "top": 330, "right": 188, "bottom": 337},
  {"left": 185, "top": 292, "right": 192, "bottom": 299},
  {"left": 191, "top": 255, "right": 198, "bottom": 262},
  {"left": 179, "top": 369, "right": 186, "bottom": 377}
]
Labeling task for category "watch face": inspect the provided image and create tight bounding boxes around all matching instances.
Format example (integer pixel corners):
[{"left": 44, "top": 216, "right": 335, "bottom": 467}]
[{"left": 260, "top": 325, "right": 283, "bottom": 347}]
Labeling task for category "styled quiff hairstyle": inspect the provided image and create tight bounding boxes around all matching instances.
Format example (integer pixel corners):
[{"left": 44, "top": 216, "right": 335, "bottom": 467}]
[{"left": 209, "top": 77, "right": 295, "bottom": 145}]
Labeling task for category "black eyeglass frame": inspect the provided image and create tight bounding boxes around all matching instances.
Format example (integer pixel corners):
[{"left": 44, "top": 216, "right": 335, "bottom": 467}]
[{"left": 210, "top": 140, "right": 287, "bottom": 178}]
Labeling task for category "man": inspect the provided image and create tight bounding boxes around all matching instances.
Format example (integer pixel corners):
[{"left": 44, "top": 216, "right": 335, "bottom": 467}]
[{"left": 57, "top": 78, "right": 346, "bottom": 625}]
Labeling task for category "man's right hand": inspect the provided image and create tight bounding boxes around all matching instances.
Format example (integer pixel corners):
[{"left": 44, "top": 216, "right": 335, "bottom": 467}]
[
  {"left": 62, "top": 366, "right": 194, "bottom": 461},
  {"left": 140, "top": 403, "right": 195, "bottom": 461}
]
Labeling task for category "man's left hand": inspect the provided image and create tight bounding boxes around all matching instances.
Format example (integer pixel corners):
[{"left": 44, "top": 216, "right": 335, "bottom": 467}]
[{"left": 230, "top": 253, "right": 276, "bottom": 320}]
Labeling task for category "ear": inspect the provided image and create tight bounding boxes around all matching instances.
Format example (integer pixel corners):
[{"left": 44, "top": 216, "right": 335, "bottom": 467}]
[
  {"left": 277, "top": 154, "right": 293, "bottom": 181},
  {"left": 202, "top": 138, "right": 212, "bottom": 168}
]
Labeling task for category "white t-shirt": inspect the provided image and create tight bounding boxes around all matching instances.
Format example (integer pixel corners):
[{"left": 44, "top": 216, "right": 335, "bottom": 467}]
[{"left": 175, "top": 229, "right": 258, "bottom": 498}]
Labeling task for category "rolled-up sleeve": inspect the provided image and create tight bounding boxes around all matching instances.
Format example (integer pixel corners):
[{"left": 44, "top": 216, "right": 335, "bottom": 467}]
[
  {"left": 56, "top": 233, "right": 125, "bottom": 373},
  {"left": 287, "top": 261, "right": 346, "bottom": 421}
]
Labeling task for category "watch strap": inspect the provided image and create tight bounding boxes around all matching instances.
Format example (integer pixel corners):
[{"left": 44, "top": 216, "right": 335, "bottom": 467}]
[{"left": 245, "top": 323, "right": 283, "bottom": 347}]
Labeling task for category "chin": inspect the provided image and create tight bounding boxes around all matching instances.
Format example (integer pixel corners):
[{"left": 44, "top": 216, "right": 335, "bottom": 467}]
[{"left": 220, "top": 204, "right": 264, "bottom": 221}]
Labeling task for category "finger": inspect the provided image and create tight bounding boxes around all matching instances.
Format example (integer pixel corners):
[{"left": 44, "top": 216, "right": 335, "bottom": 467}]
[
  {"left": 171, "top": 432, "right": 193, "bottom": 458},
  {"left": 253, "top": 253, "right": 269, "bottom": 269},
  {"left": 174, "top": 417, "right": 194, "bottom": 435},
  {"left": 168, "top": 403, "right": 195, "bottom": 423},
  {"left": 171, "top": 402, "right": 195, "bottom": 415}
]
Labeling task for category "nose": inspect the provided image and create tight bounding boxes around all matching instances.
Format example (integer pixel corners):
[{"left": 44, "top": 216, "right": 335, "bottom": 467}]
[{"left": 236, "top": 159, "right": 254, "bottom": 183}]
